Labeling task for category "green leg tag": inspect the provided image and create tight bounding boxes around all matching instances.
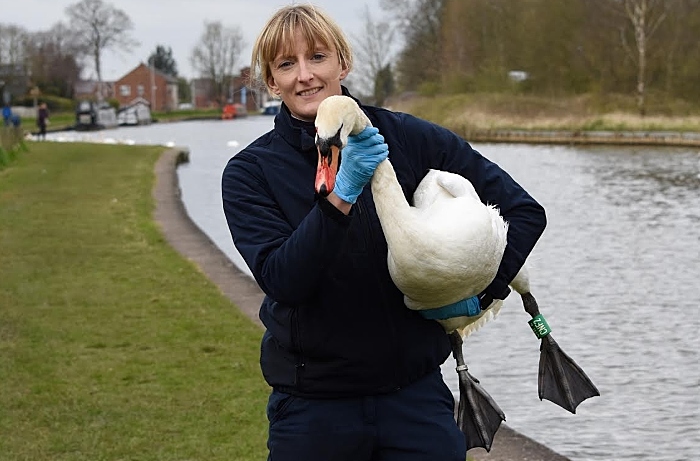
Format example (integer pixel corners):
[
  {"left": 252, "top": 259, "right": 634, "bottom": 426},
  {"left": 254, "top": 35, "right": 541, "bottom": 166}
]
[{"left": 528, "top": 314, "right": 552, "bottom": 339}]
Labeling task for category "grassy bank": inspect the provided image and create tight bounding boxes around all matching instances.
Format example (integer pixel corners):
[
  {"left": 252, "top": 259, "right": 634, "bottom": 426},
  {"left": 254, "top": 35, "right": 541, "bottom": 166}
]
[
  {"left": 388, "top": 92, "right": 700, "bottom": 133},
  {"left": 0, "top": 142, "right": 268, "bottom": 460}
]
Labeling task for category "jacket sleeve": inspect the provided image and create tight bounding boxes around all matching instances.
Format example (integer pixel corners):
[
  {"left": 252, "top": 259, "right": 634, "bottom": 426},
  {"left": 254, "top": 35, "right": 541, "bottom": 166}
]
[
  {"left": 221, "top": 151, "right": 353, "bottom": 304},
  {"left": 399, "top": 114, "right": 547, "bottom": 299}
]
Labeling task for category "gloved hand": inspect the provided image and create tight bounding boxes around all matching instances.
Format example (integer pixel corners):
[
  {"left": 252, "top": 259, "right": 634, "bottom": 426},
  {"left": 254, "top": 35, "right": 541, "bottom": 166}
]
[
  {"left": 418, "top": 296, "right": 482, "bottom": 321},
  {"left": 333, "top": 126, "right": 389, "bottom": 204}
]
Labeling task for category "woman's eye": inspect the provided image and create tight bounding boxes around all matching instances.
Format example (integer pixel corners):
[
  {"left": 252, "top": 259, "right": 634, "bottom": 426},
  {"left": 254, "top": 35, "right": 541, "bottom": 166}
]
[
  {"left": 312, "top": 53, "right": 326, "bottom": 61},
  {"left": 278, "top": 61, "right": 292, "bottom": 69}
]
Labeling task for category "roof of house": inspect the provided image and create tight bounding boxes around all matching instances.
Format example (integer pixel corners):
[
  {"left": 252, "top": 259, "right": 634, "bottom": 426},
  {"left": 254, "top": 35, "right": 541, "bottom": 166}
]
[{"left": 117, "top": 63, "right": 178, "bottom": 84}]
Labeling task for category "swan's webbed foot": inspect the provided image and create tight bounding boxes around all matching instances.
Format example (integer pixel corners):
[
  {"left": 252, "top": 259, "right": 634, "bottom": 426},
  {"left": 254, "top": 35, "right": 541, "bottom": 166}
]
[
  {"left": 519, "top": 293, "right": 600, "bottom": 413},
  {"left": 538, "top": 334, "right": 600, "bottom": 413},
  {"left": 448, "top": 331, "right": 505, "bottom": 452}
]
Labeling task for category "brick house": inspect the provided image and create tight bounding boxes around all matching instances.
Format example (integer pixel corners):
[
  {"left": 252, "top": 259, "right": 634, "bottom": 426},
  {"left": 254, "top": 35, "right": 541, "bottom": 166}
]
[
  {"left": 190, "top": 67, "right": 269, "bottom": 113},
  {"left": 114, "top": 63, "right": 178, "bottom": 111}
]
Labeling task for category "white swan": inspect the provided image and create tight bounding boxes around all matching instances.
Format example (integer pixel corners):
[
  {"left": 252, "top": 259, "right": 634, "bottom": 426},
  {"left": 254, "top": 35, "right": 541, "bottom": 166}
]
[{"left": 315, "top": 95, "right": 509, "bottom": 336}]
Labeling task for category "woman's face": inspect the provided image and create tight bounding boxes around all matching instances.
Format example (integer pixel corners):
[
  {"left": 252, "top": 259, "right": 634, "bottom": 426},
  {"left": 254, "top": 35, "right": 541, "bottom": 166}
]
[{"left": 267, "top": 29, "right": 348, "bottom": 122}]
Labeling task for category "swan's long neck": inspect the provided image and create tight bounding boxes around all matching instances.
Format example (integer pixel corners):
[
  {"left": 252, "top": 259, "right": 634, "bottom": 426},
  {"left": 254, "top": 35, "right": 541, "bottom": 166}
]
[
  {"left": 345, "top": 104, "right": 411, "bottom": 220},
  {"left": 371, "top": 160, "right": 412, "bottom": 242},
  {"left": 344, "top": 100, "right": 412, "bottom": 234},
  {"left": 371, "top": 161, "right": 408, "bottom": 210}
]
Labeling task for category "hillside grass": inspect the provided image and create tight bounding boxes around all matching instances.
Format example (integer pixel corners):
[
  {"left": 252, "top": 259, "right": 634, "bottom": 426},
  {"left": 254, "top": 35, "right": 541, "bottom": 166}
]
[
  {"left": 0, "top": 142, "right": 268, "bottom": 461},
  {"left": 387, "top": 92, "right": 700, "bottom": 133}
]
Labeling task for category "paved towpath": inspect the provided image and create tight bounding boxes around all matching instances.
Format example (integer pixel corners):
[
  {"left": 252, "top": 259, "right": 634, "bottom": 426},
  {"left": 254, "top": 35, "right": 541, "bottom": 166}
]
[{"left": 153, "top": 148, "right": 572, "bottom": 461}]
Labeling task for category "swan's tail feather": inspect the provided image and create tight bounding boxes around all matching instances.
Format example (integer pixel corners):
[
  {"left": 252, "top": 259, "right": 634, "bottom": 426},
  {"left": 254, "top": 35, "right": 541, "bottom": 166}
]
[{"left": 456, "top": 299, "right": 504, "bottom": 339}]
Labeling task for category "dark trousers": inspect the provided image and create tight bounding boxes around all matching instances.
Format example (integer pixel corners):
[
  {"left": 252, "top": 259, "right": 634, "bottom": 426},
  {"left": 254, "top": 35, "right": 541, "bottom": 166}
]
[{"left": 266, "top": 368, "right": 466, "bottom": 461}]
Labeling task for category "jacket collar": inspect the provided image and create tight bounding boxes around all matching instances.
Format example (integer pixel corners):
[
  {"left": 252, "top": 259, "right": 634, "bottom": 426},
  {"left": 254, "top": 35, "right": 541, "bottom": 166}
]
[{"left": 273, "top": 86, "right": 362, "bottom": 158}]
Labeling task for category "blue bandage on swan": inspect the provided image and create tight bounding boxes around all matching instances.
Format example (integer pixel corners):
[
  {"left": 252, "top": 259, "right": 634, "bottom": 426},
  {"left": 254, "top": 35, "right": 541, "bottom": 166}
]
[{"left": 419, "top": 296, "right": 482, "bottom": 320}]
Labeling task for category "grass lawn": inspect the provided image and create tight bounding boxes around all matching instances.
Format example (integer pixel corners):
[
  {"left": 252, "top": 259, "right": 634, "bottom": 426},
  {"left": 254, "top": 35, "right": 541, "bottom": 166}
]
[{"left": 0, "top": 142, "right": 268, "bottom": 460}]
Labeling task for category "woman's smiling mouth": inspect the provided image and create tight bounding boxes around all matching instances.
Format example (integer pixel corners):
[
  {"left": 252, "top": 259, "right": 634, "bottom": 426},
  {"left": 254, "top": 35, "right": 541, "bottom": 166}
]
[{"left": 298, "top": 88, "right": 322, "bottom": 97}]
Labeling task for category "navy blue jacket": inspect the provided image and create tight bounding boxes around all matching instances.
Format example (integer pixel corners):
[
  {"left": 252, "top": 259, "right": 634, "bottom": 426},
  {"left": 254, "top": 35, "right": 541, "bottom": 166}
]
[{"left": 221, "top": 89, "right": 546, "bottom": 398}]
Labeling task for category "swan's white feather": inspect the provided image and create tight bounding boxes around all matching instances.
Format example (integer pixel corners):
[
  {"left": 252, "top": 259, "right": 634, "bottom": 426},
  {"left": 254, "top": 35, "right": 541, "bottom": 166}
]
[{"left": 316, "top": 95, "right": 510, "bottom": 337}]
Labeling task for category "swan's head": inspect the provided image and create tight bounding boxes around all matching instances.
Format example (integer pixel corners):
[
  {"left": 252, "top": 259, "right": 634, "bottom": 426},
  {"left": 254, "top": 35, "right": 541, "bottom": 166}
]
[{"left": 314, "top": 95, "right": 372, "bottom": 196}]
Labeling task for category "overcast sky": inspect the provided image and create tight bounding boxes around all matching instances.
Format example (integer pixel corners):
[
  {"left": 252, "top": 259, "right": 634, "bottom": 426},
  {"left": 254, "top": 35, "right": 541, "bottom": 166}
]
[{"left": 4, "top": 0, "right": 386, "bottom": 80}]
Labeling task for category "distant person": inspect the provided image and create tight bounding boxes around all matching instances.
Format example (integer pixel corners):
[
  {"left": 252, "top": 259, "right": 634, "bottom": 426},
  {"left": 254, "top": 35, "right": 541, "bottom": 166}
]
[
  {"left": 37, "top": 103, "right": 50, "bottom": 140},
  {"left": 2, "top": 104, "right": 11, "bottom": 126}
]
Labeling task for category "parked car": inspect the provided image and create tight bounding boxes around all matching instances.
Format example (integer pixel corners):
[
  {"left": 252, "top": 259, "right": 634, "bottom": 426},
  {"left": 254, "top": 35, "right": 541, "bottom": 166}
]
[{"left": 261, "top": 101, "right": 281, "bottom": 115}]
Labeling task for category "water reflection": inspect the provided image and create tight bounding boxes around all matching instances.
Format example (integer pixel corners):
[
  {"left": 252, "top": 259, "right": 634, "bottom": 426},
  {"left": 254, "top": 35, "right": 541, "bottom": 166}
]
[{"left": 45, "top": 121, "right": 700, "bottom": 461}]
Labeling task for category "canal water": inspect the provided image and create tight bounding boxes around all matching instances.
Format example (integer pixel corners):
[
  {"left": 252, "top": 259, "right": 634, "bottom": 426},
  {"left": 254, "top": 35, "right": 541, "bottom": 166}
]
[{"left": 46, "top": 119, "right": 700, "bottom": 461}]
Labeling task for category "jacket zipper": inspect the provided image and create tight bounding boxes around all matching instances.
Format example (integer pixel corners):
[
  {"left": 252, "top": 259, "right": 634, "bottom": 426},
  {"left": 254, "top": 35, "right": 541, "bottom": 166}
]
[{"left": 291, "top": 308, "right": 305, "bottom": 387}]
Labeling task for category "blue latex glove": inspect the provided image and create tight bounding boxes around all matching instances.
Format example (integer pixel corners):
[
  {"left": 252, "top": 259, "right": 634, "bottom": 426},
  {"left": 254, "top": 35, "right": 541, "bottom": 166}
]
[
  {"left": 419, "top": 296, "right": 482, "bottom": 321},
  {"left": 333, "top": 126, "right": 389, "bottom": 204}
]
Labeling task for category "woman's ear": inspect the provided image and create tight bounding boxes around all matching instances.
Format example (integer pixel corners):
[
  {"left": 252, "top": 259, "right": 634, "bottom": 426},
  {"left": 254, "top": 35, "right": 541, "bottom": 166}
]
[
  {"left": 339, "top": 63, "right": 349, "bottom": 81},
  {"left": 267, "top": 76, "right": 281, "bottom": 96}
]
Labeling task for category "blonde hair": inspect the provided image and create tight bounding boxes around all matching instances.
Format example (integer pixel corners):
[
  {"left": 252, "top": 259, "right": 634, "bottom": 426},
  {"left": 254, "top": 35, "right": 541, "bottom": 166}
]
[{"left": 250, "top": 4, "right": 353, "bottom": 96}]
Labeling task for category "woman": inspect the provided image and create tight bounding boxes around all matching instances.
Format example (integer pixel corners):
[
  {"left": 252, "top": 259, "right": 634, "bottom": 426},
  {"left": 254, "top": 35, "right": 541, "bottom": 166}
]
[
  {"left": 37, "top": 103, "right": 49, "bottom": 140},
  {"left": 221, "top": 4, "right": 546, "bottom": 460}
]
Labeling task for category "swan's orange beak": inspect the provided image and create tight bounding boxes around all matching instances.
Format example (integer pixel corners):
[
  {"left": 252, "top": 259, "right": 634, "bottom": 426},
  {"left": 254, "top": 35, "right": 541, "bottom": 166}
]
[{"left": 315, "top": 129, "right": 343, "bottom": 197}]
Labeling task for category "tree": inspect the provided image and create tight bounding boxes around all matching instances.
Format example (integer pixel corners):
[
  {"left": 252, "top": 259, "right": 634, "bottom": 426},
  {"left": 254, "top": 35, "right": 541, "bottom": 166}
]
[
  {"left": 148, "top": 45, "right": 178, "bottom": 77},
  {"left": 620, "top": 0, "right": 667, "bottom": 116},
  {"left": 350, "top": 5, "right": 395, "bottom": 101},
  {"left": 190, "top": 21, "right": 245, "bottom": 104},
  {"left": 660, "top": 0, "right": 700, "bottom": 100},
  {"left": 374, "top": 64, "right": 395, "bottom": 106},
  {"left": 380, "top": 0, "right": 445, "bottom": 91},
  {"left": 0, "top": 23, "right": 30, "bottom": 102},
  {"left": 27, "top": 23, "right": 83, "bottom": 98},
  {"left": 66, "top": 0, "right": 138, "bottom": 99},
  {"left": 0, "top": 23, "right": 28, "bottom": 66}
]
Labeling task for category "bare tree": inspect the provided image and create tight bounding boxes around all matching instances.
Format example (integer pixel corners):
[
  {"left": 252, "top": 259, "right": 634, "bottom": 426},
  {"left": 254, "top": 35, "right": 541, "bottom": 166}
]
[
  {"left": 0, "top": 23, "right": 30, "bottom": 102},
  {"left": 0, "top": 23, "right": 29, "bottom": 67},
  {"left": 350, "top": 5, "right": 395, "bottom": 102},
  {"left": 620, "top": 0, "right": 667, "bottom": 116},
  {"left": 28, "top": 23, "right": 84, "bottom": 98},
  {"left": 66, "top": 0, "right": 138, "bottom": 99},
  {"left": 380, "top": 0, "right": 445, "bottom": 91},
  {"left": 190, "top": 21, "right": 245, "bottom": 104}
]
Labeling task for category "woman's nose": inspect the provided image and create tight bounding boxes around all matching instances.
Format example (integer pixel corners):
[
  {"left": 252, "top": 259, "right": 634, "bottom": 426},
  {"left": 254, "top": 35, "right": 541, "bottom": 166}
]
[{"left": 297, "top": 60, "right": 313, "bottom": 82}]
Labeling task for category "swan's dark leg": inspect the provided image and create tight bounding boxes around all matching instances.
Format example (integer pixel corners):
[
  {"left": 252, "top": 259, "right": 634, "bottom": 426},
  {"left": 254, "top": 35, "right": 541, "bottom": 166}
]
[
  {"left": 520, "top": 292, "right": 600, "bottom": 413},
  {"left": 448, "top": 331, "right": 505, "bottom": 452}
]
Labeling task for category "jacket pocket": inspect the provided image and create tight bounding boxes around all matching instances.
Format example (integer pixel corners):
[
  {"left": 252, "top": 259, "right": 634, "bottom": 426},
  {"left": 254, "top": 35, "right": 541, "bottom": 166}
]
[{"left": 267, "top": 389, "right": 298, "bottom": 425}]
